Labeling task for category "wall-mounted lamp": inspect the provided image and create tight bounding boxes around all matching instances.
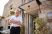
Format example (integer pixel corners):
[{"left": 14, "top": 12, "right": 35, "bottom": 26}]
[
  {"left": 10, "top": 4, "right": 13, "bottom": 10},
  {"left": 28, "top": 5, "right": 30, "bottom": 9}
]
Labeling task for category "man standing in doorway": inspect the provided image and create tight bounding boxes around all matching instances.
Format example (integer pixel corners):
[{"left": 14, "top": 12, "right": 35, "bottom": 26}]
[{"left": 9, "top": 8, "right": 22, "bottom": 34}]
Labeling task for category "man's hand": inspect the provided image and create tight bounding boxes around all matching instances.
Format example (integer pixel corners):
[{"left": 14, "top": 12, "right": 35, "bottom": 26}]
[
  {"left": 9, "top": 19, "right": 20, "bottom": 24},
  {"left": 14, "top": 21, "right": 21, "bottom": 25},
  {"left": 9, "top": 19, "right": 15, "bottom": 23},
  {"left": 9, "top": 19, "right": 22, "bottom": 26}
]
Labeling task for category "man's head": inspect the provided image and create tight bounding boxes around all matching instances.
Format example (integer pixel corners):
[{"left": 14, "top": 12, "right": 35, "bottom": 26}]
[{"left": 15, "top": 8, "right": 21, "bottom": 16}]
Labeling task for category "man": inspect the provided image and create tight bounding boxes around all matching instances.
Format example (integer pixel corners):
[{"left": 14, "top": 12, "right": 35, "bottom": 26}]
[{"left": 9, "top": 8, "right": 22, "bottom": 34}]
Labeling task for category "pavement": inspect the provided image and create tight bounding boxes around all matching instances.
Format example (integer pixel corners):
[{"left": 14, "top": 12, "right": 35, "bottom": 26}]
[{"left": 0, "top": 29, "right": 10, "bottom": 34}]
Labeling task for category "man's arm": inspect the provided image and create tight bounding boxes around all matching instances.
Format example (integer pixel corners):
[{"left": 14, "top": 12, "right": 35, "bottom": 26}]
[
  {"left": 5, "top": 18, "right": 10, "bottom": 25},
  {"left": 5, "top": 18, "right": 14, "bottom": 25}
]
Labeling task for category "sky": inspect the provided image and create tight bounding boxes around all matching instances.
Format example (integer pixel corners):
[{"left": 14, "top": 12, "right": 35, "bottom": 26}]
[{"left": 0, "top": 0, "right": 9, "bottom": 16}]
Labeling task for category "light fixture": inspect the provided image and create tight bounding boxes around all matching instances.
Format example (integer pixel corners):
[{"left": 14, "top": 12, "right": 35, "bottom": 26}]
[{"left": 28, "top": 5, "right": 30, "bottom": 9}]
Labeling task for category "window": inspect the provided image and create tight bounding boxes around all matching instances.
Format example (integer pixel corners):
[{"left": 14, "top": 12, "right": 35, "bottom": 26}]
[
  {"left": 47, "top": 12, "right": 52, "bottom": 22},
  {"left": 47, "top": 12, "right": 52, "bottom": 19},
  {"left": 0, "top": 19, "right": 2, "bottom": 23},
  {"left": 22, "top": 0, "right": 26, "bottom": 4},
  {"left": 47, "top": 0, "right": 52, "bottom": 1},
  {"left": 29, "top": 0, "right": 33, "bottom": 2},
  {"left": 22, "top": 0, "right": 34, "bottom": 4},
  {"left": 8, "top": 26, "right": 10, "bottom": 29}
]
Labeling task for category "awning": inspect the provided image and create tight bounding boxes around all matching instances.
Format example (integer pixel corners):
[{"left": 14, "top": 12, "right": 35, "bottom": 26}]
[{"left": 19, "top": 0, "right": 39, "bottom": 16}]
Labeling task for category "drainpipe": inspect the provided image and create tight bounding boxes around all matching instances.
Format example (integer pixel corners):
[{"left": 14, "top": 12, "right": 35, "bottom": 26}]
[
  {"left": 18, "top": 7, "right": 25, "bottom": 34},
  {"left": 36, "top": 0, "right": 42, "bottom": 13}
]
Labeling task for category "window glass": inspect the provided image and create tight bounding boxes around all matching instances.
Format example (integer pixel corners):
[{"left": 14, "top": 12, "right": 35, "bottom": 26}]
[
  {"left": 47, "top": 12, "right": 52, "bottom": 22},
  {"left": 48, "top": 12, "right": 52, "bottom": 17}
]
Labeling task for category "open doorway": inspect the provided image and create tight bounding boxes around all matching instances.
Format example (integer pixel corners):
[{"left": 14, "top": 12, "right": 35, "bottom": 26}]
[{"left": 23, "top": 12, "right": 38, "bottom": 34}]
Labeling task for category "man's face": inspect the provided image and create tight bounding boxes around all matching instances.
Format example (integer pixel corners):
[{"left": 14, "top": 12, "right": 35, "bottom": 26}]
[{"left": 15, "top": 10, "right": 20, "bottom": 16}]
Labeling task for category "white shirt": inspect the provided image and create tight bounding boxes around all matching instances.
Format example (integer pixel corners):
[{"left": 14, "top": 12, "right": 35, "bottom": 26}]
[{"left": 9, "top": 15, "right": 22, "bottom": 27}]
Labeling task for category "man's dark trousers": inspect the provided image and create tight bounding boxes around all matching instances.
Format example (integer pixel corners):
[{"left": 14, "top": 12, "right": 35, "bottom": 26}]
[{"left": 10, "top": 27, "right": 20, "bottom": 34}]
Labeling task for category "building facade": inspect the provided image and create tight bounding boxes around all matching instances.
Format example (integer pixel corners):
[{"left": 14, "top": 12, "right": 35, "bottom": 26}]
[{"left": 2, "top": 0, "right": 52, "bottom": 34}]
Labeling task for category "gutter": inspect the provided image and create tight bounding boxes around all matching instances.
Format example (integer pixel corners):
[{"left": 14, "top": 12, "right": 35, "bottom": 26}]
[{"left": 19, "top": 0, "right": 35, "bottom": 8}]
